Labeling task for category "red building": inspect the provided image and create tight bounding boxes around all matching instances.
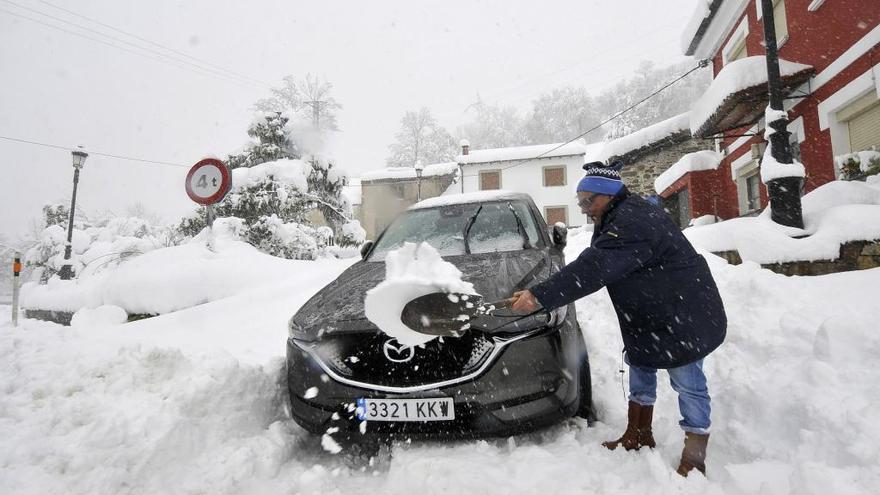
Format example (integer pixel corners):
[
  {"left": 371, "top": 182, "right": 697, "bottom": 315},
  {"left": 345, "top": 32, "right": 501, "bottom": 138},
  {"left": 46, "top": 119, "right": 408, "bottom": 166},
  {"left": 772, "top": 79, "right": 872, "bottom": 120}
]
[{"left": 661, "top": 0, "right": 880, "bottom": 221}]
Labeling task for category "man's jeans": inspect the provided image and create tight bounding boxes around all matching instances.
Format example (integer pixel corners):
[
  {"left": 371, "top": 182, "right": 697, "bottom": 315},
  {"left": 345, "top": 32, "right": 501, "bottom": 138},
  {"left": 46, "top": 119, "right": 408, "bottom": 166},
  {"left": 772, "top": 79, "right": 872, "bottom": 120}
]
[{"left": 628, "top": 359, "right": 711, "bottom": 434}]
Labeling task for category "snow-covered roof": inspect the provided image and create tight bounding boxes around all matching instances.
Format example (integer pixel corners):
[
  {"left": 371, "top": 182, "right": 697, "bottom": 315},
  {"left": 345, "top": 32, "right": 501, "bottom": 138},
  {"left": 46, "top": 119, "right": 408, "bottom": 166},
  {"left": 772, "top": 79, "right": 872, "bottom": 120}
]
[
  {"left": 654, "top": 150, "right": 723, "bottom": 194},
  {"left": 461, "top": 139, "right": 587, "bottom": 165},
  {"left": 690, "top": 56, "right": 813, "bottom": 136},
  {"left": 596, "top": 113, "right": 691, "bottom": 162},
  {"left": 410, "top": 190, "right": 532, "bottom": 210},
  {"left": 681, "top": 0, "right": 723, "bottom": 56},
  {"left": 359, "top": 162, "right": 458, "bottom": 181},
  {"left": 685, "top": 178, "right": 880, "bottom": 264}
]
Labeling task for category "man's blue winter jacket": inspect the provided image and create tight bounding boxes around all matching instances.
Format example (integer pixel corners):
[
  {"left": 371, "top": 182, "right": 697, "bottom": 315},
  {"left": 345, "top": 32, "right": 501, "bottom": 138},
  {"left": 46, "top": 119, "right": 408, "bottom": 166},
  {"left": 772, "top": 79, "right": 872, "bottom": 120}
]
[{"left": 531, "top": 190, "right": 726, "bottom": 369}]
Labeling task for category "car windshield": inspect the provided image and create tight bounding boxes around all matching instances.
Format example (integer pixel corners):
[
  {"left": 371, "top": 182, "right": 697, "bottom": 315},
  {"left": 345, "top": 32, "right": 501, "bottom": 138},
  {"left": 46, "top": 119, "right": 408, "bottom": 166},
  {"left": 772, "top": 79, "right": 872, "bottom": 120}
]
[{"left": 367, "top": 201, "right": 542, "bottom": 261}]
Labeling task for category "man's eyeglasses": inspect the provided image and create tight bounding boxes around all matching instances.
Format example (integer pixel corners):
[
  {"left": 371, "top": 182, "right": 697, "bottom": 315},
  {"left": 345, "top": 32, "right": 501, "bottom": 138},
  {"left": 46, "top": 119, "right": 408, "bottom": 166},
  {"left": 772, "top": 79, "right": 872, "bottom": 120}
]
[{"left": 577, "top": 193, "right": 600, "bottom": 208}]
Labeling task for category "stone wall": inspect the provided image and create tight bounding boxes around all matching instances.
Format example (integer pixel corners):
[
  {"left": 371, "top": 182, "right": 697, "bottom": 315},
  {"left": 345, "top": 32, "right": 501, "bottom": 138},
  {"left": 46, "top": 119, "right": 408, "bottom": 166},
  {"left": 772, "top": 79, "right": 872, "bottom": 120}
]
[
  {"left": 617, "top": 133, "right": 715, "bottom": 198},
  {"left": 713, "top": 240, "right": 880, "bottom": 276}
]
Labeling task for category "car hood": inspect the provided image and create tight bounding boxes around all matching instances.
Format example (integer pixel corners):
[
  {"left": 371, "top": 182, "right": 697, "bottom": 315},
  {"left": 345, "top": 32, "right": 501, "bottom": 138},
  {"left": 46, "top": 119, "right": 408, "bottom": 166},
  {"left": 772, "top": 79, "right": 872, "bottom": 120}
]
[{"left": 293, "top": 249, "right": 554, "bottom": 335}]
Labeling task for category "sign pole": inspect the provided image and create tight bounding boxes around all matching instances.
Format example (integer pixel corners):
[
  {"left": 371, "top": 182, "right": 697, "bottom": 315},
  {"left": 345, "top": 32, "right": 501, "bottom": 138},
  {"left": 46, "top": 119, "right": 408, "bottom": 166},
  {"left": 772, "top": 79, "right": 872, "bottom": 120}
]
[
  {"left": 12, "top": 254, "right": 21, "bottom": 327},
  {"left": 185, "top": 158, "right": 230, "bottom": 254}
]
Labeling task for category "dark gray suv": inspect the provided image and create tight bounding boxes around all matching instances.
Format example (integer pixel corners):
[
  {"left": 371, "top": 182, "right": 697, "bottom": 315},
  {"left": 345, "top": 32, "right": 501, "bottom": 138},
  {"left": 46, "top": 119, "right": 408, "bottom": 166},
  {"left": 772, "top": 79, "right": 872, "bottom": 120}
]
[{"left": 286, "top": 191, "right": 592, "bottom": 440}]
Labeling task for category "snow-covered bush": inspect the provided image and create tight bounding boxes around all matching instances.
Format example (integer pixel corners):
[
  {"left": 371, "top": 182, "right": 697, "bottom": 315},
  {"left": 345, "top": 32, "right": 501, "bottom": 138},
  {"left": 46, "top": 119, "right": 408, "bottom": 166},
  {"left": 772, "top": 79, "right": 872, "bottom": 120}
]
[
  {"left": 835, "top": 147, "right": 880, "bottom": 181},
  {"left": 26, "top": 210, "right": 171, "bottom": 283},
  {"left": 245, "top": 215, "right": 319, "bottom": 260}
]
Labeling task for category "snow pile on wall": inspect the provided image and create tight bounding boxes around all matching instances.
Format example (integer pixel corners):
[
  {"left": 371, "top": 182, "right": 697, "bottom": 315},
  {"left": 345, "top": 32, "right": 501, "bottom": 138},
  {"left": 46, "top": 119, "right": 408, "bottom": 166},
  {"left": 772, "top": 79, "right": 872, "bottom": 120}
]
[
  {"left": 690, "top": 56, "right": 813, "bottom": 135},
  {"left": 654, "top": 149, "right": 723, "bottom": 193},
  {"left": 364, "top": 242, "right": 476, "bottom": 346},
  {"left": 596, "top": 113, "right": 690, "bottom": 162},
  {"left": 685, "top": 180, "right": 880, "bottom": 263}
]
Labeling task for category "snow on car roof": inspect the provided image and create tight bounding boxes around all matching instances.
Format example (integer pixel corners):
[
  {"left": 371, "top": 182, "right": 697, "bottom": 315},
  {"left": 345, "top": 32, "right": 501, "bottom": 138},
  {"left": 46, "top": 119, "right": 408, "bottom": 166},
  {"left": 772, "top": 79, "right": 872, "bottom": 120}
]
[{"left": 409, "top": 190, "right": 532, "bottom": 210}]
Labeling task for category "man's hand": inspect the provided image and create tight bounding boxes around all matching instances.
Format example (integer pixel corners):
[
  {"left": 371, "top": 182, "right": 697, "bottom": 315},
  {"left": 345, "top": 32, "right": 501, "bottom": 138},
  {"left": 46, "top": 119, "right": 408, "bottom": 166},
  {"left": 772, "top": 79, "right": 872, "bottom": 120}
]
[{"left": 510, "top": 290, "right": 540, "bottom": 313}]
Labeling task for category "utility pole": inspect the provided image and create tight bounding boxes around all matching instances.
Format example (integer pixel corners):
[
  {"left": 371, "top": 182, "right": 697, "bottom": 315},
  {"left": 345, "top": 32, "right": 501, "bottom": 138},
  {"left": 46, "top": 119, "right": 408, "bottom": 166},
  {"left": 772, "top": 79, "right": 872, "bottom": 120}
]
[{"left": 760, "top": 0, "right": 804, "bottom": 228}]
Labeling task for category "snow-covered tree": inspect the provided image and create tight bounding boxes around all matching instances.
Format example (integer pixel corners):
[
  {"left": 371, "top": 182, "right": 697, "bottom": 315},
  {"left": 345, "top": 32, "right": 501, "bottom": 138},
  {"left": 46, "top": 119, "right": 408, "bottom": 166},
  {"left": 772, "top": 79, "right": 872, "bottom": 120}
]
[
  {"left": 386, "top": 107, "right": 458, "bottom": 167},
  {"left": 523, "top": 87, "right": 602, "bottom": 144},
  {"left": 457, "top": 99, "right": 525, "bottom": 149},
  {"left": 254, "top": 74, "right": 342, "bottom": 132},
  {"left": 227, "top": 112, "right": 298, "bottom": 170}
]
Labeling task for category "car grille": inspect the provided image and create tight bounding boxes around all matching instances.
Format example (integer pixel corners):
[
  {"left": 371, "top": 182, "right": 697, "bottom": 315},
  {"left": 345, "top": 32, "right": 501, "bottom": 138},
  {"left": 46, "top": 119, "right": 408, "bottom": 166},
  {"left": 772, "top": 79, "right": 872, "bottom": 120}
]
[{"left": 311, "top": 331, "right": 497, "bottom": 388}]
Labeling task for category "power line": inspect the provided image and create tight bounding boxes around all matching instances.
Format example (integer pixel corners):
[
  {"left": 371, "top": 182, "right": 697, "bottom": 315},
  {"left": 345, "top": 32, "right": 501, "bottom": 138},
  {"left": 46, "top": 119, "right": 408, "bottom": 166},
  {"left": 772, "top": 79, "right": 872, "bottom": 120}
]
[
  {"left": 0, "top": 135, "right": 189, "bottom": 167},
  {"left": 0, "top": 1, "right": 267, "bottom": 90},
  {"left": 36, "top": 0, "right": 269, "bottom": 88}
]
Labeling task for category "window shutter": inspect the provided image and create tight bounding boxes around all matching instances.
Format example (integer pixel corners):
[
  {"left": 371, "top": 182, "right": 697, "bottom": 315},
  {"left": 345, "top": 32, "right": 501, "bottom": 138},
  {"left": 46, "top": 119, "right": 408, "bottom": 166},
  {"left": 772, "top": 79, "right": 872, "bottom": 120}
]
[{"left": 848, "top": 102, "right": 880, "bottom": 152}]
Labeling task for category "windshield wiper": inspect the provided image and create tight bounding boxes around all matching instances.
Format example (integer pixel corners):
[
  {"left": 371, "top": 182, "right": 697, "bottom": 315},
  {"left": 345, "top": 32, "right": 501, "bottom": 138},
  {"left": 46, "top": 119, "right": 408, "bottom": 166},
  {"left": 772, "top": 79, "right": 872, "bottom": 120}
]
[
  {"left": 462, "top": 205, "right": 483, "bottom": 254},
  {"left": 507, "top": 202, "right": 532, "bottom": 249}
]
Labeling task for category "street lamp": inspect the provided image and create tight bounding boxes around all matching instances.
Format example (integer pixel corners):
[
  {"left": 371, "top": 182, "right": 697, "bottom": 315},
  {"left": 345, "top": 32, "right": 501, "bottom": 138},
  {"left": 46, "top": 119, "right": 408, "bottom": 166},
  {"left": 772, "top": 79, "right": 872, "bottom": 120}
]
[
  {"left": 414, "top": 159, "right": 424, "bottom": 202},
  {"left": 59, "top": 147, "right": 88, "bottom": 280}
]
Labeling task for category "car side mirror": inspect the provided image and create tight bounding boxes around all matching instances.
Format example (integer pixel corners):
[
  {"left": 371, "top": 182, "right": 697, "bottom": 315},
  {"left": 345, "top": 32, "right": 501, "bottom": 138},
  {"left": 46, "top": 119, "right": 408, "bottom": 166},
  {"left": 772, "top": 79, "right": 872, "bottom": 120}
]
[
  {"left": 551, "top": 224, "right": 567, "bottom": 248},
  {"left": 360, "top": 240, "right": 374, "bottom": 260}
]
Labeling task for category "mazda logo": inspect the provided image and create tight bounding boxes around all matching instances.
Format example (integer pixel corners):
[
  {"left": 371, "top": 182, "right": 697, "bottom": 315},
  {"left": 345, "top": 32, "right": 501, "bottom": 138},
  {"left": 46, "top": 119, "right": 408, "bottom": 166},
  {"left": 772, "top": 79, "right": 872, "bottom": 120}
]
[{"left": 382, "top": 338, "right": 415, "bottom": 363}]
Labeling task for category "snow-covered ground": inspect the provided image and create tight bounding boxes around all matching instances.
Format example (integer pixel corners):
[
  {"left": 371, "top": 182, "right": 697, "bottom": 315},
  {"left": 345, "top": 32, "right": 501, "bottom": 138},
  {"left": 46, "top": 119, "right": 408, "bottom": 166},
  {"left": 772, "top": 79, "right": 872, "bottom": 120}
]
[{"left": 3, "top": 229, "right": 880, "bottom": 494}]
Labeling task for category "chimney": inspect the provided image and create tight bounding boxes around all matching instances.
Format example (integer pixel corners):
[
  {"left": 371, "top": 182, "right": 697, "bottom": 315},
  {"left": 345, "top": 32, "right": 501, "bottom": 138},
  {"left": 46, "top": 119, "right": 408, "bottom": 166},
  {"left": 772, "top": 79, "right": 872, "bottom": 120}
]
[{"left": 460, "top": 139, "right": 470, "bottom": 156}]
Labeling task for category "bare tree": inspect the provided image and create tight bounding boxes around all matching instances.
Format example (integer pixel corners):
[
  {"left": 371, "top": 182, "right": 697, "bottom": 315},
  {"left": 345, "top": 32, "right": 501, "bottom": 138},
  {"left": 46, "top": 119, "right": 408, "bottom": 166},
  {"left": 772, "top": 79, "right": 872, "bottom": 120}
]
[{"left": 386, "top": 107, "right": 458, "bottom": 167}]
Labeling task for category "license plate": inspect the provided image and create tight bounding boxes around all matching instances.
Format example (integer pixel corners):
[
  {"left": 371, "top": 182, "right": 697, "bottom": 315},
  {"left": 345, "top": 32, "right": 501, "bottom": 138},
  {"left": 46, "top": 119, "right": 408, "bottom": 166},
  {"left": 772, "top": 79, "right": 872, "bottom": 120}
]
[{"left": 356, "top": 397, "right": 455, "bottom": 422}]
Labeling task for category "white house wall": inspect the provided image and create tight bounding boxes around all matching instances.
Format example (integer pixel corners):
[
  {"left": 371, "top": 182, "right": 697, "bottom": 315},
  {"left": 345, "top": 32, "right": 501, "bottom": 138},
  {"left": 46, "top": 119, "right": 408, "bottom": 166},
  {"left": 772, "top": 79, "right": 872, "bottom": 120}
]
[{"left": 461, "top": 155, "right": 587, "bottom": 228}]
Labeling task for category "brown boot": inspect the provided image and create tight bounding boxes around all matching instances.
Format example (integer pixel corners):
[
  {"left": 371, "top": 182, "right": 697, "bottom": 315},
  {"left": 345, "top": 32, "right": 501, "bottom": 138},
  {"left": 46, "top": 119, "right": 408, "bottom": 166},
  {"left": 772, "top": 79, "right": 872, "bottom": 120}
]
[
  {"left": 637, "top": 404, "right": 656, "bottom": 449},
  {"left": 602, "top": 401, "right": 642, "bottom": 451},
  {"left": 676, "top": 432, "right": 709, "bottom": 477}
]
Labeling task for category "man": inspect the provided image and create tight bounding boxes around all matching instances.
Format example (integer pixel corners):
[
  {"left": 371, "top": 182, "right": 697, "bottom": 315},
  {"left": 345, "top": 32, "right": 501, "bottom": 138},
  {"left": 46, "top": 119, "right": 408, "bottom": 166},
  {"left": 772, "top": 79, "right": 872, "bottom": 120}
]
[{"left": 510, "top": 161, "right": 726, "bottom": 477}]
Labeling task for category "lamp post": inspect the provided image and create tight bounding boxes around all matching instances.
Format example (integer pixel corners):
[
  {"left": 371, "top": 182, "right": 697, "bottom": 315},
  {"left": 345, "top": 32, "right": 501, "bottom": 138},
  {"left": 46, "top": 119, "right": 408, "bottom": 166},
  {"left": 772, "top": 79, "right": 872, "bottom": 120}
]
[
  {"left": 414, "top": 159, "right": 424, "bottom": 202},
  {"left": 59, "top": 147, "right": 88, "bottom": 280},
  {"left": 760, "top": 0, "right": 804, "bottom": 228}
]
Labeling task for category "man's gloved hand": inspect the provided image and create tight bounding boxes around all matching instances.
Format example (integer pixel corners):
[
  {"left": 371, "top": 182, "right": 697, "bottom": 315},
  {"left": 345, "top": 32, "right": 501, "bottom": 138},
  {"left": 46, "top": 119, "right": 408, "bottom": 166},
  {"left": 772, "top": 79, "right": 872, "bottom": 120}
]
[{"left": 510, "top": 289, "right": 540, "bottom": 313}]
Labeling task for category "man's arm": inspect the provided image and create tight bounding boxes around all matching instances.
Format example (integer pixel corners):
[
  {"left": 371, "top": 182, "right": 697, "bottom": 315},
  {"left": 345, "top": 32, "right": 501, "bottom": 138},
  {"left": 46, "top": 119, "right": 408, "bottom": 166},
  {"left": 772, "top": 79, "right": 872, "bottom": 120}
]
[{"left": 524, "top": 222, "right": 654, "bottom": 311}]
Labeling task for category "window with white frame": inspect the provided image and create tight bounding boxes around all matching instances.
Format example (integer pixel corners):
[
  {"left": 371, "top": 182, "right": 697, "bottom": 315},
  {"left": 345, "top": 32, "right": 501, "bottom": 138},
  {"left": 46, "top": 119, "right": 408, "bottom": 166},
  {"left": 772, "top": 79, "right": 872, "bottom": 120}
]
[
  {"left": 542, "top": 165, "right": 566, "bottom": 187},
  {"left": 544, "top": 206, "right": 568, "bottom": 226},
  {"left": 733, "top": 152, "right": 762, "bottom": 215},
  {"left": 836, "top": 91, "right": 880, "bottom": 153},
  {"left": 756, "top": 0, "right": 789, "bottom": 46},
  {"left": 722, "top": 18, "right": 749, "bottom": 65},
  {"left": 479, "top": 170, "right": 501, "bottom": 190},
  {"left": 745, "top": 172, "right": 761, "bottom": 211}
]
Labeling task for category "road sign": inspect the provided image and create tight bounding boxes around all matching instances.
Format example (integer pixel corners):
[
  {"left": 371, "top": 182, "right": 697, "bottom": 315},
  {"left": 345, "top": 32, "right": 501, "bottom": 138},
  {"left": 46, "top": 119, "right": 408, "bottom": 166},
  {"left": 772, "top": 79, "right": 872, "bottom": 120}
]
[{"left": 185, "top": 158, "right": 231, "bottom": 205}]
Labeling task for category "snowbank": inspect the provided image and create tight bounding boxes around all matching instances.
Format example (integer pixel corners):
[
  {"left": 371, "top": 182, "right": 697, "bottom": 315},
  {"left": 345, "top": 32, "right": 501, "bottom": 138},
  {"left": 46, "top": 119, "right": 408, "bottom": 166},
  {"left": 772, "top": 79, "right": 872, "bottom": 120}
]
[
  {"left": 21, "top": 219, "right": 356, "bottom": 315},
  {"left": 4, "top": 222, "right": 880, "bottom": 493},
  {"left": 596, "top": 113, "right": 690, "bottom": 162},
  {"left": 690, "top": 56, "right": 813, "bottom": 135},
  {"left": 654, "top": 150, "right": 723, "bottom": 194},
  {"left": 685, "top": 180, "right": 880, "bottom": 263}
]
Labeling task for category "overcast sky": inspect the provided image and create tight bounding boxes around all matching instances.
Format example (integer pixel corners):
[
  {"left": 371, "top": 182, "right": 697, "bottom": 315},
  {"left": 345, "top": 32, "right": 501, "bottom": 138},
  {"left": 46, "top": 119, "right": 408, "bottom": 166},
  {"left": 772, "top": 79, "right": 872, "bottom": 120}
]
[{"left": 0, "top": 0, "right": 699, "bottom": 241}]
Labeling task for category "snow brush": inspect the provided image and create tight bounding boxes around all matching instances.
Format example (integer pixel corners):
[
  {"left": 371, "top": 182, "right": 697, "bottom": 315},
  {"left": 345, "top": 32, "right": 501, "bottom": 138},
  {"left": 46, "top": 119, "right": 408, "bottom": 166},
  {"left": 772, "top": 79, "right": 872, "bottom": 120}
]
[{"left": 400, "top": 292, "right": 518, "bottom": 336}]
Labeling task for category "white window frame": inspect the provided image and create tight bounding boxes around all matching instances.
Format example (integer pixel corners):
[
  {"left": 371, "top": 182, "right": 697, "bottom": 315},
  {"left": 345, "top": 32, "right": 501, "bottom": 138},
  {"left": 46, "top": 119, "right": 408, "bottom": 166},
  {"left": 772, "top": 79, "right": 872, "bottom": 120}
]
[
  {"left": 722, "top": 17, "right": 750, "bottom": 65},
  {"left": 544, "top": 205, "right": 569, "bottom": 226},
  {"left": 817, "top": 64, "right": 880, "bottom": 161},
  {"left": 478, "top": 169, "right": 502, "bottom": 191},
  {"left": 755, "top": 0, "right": 789, "bottom": 47},
  {"left": 542, "top": 165, "right": 567, "bottom": 187}
]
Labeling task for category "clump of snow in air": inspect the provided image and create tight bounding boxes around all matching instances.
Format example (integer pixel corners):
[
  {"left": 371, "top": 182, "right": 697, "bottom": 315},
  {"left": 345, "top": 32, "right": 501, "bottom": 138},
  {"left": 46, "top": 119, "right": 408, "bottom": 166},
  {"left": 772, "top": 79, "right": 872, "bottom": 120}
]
[{"left": 364, "top": 242, "right": 476, "bottom": 347}]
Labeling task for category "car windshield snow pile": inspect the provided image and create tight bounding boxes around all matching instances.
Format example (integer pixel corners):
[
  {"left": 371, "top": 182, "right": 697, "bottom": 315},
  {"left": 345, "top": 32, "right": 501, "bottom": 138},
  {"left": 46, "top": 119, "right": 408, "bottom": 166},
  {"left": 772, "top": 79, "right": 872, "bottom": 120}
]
[{"left": 368, "top": 201, "right": 541, "bottom": 261}]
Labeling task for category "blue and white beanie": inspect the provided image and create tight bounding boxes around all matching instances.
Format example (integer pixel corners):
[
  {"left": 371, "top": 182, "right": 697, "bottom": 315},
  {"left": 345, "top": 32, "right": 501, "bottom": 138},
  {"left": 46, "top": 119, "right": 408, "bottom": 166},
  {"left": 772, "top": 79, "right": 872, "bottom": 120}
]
[{"left": 577, "top": 161, "right": 625, "bottom": 195}]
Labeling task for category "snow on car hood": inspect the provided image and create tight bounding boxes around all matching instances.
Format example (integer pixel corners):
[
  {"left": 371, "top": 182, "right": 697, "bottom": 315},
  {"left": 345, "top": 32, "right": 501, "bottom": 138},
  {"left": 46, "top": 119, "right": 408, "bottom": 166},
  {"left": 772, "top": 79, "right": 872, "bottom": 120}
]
[{"left": 292, "top": 248, "right": 553, "bottom": 337}]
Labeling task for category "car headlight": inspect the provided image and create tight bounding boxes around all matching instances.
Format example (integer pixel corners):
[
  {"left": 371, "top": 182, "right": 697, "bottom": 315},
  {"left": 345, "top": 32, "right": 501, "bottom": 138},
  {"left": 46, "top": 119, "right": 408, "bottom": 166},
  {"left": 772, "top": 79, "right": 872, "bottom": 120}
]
[{"left": 288, "top": 317, "right": 316, "bottom": 342}]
